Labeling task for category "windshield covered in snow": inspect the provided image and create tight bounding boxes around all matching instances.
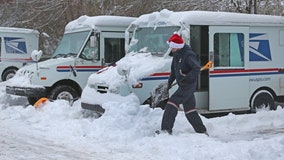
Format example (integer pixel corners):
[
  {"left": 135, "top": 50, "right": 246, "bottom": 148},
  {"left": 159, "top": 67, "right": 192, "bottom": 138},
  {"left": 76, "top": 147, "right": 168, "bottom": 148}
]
[
  {"left": 52, "top": 31, "right": 90, "bottom": 58},
  {"left": 128, "top": 26, "right": 180, "bottom": 55}
]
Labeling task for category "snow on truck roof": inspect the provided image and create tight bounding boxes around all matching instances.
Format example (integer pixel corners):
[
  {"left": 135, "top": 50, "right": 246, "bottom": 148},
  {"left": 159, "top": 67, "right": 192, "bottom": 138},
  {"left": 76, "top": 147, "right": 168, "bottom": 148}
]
[
  {"left": 65, "top": 15, "right": 136, "bottom": 32},
  {"left": 131, "top": 9, "right": 185, "bottom": 27},
  {"left": 132, "top": 9, "right": 284, "bottom": 27},
  {"left": 181, "top": 11, "right": 284, "bottom": 26},
  {"left": 0, "top": 27, "right": 39, "bottom": 34}
]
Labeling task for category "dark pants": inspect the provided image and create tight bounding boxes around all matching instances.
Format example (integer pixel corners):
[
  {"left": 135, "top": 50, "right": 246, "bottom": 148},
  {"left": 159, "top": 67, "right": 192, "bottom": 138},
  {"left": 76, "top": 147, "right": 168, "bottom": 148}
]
[{"left": 161, "top": 85, "right": 207, "bottom": 133}]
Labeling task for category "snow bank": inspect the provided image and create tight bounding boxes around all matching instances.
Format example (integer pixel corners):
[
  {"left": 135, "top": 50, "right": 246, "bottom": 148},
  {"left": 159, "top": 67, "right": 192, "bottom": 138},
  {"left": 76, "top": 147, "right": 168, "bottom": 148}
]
[{"left": 1, "top": 94, "right": 284, "bottom": 160}]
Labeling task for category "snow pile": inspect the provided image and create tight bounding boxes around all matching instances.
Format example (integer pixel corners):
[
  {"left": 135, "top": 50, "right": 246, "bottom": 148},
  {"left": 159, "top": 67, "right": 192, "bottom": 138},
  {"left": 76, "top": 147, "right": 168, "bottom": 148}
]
[
  {"left": 1, "top": 79, "right": 284, "bottom": 160},
  {"left": 0, "top": 26, "right": 39, "bottom": 34},
  {"left": 87, "top": 52, "right": 171, "bottom": 90},
  {"left": 131, "top": 9, "right": 187, "bottom": 27},
  {"left": 181, "top": 11, "right": 284, "bottom": 26},
  {"left": 65, "top": 15, "right": 136, "bottom": 32}
]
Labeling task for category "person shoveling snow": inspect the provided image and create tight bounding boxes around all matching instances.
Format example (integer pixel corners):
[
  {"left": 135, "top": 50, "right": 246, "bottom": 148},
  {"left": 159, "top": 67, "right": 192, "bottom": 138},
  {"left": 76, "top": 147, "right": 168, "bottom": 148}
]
[{"left": 155, "top": 34, "right": 210, "bottom": 135}]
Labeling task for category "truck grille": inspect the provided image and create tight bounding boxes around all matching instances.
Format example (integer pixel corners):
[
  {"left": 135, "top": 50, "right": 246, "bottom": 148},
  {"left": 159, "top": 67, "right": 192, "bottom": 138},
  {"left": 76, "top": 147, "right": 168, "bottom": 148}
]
[{"left": 97, "top": 85, "right": 108, "bottom": 94}]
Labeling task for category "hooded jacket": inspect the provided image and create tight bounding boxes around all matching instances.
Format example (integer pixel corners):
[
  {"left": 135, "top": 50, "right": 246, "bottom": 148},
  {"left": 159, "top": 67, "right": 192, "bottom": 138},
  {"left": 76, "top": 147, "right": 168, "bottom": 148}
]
[{"left": 168, "top": 44, "right": 201, "bottom": 88}]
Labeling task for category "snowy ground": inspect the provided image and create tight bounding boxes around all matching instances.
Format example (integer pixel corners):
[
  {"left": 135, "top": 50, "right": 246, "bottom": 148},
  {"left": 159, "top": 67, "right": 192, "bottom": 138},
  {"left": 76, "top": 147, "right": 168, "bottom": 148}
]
[{"left": 1, "top": 81, "right": 284, "bottom": 160}]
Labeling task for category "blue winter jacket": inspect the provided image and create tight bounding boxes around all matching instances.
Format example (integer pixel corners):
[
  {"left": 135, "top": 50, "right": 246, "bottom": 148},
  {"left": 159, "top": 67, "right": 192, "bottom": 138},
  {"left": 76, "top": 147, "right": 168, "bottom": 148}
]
[{"left": 168, "top": 44, "right": 201, "bottom": 88}]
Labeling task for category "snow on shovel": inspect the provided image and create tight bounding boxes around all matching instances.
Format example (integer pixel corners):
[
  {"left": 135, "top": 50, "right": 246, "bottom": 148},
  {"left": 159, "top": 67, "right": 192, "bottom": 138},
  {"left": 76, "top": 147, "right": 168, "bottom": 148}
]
[{"left": 150, "top": 61, "right": 213, "bottom": 109}]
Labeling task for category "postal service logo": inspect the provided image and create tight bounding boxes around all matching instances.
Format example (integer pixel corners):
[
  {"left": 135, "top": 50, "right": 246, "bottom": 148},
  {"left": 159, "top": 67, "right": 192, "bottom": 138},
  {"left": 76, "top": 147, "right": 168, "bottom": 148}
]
[{"left": 249, "top": 33, "right": 272, "bottom": 61}]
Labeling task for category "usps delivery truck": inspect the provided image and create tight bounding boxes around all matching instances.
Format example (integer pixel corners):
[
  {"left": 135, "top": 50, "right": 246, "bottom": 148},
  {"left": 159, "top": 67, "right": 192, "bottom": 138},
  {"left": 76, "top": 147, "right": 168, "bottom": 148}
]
[
  {"left": 0, "top": 27, "right": 39, "bottom": 81},
  {"left": 81, "top": 9, "right": 284, "bottom": 115},
  {"left": 6, "top": 15, "right": 136, "bottom": 105}
]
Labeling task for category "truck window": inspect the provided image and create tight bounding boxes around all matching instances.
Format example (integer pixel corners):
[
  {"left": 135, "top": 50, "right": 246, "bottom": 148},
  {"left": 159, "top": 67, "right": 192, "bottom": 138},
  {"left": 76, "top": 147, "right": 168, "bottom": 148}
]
[
  {"left": 104, "top": 38, "right": 125, "bottom": 64},
  {"left": 129, "top": 26, "right": 180, "bottom": 54},
  {"left": 214, "top": 33, "right": 244, "bottom": 67},
  {"left": 53, "top": 31, "right": 90, "bottom": 58},
  {"left": 80, "top": 36, "right": 99, "bottom": 60}
]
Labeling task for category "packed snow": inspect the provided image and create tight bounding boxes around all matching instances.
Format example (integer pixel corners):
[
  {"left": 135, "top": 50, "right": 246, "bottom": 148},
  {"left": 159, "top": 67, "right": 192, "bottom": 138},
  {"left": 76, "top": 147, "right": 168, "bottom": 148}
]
[
  {"left": 86, "top": 52, "right": 171, "bottom": 93},
  {"left": 65, "top": 15, "right": 136, "bottom": 32},
  {"left": 1, "top": 80, "right": 284, "bottom": 160}
]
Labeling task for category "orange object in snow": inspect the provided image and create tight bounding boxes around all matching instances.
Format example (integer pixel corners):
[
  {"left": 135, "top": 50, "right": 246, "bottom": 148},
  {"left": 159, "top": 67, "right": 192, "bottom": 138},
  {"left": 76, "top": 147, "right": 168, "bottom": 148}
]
[{"left": 34, "top": 97, "right": 49, "bottom": 108}]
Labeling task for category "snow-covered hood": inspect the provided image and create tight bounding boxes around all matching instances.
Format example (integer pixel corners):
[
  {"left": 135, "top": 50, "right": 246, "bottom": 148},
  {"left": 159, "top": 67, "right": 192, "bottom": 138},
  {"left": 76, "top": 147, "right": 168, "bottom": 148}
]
[
  {"left": 87, "top": 52, "right": 172, "bottom": 90},
  {"left": 20, "top": 57, "right": 75, "bottom": 71},
  {"left": 7, "top": 57, "right": 75, "bottom": 87}
]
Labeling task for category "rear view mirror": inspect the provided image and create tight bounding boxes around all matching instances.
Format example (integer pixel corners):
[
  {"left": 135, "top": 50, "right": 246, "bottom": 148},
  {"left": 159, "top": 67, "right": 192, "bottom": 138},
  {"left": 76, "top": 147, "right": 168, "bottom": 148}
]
[{"left": 31, "top": 50, "right": 42, "bottom": 62}]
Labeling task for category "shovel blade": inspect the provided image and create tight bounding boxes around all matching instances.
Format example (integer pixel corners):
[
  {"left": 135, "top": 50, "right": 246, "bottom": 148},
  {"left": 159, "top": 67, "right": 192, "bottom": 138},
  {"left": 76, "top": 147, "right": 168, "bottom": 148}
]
[{"left": 151, "top": 82, "right": 169, "bottom": 108}]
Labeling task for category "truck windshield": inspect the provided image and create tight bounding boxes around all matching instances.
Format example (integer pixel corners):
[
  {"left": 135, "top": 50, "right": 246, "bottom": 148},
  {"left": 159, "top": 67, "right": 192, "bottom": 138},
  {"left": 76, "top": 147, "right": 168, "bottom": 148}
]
[
  {"left": 129, "top": 26, "right": 180, "bottom": 55},
  {"left": 52, "top": 31, "right": 90, "bottom": 58}
]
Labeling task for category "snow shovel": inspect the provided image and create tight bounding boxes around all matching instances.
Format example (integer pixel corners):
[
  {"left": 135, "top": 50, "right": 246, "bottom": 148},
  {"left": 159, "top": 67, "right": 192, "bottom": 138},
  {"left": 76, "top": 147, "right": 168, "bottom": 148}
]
[{"left": 150, "top": 61, "right": 213, "bottom": 109}]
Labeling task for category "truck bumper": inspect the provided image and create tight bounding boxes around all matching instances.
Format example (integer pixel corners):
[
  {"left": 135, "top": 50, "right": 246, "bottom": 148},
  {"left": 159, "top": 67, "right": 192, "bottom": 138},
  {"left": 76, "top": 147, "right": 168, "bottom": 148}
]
[
  {"left": 81, "top": 102, "right": 105, "bottom": 114},
  {"left": 6, "top": 85, "right": 46, "bottom": 97}
]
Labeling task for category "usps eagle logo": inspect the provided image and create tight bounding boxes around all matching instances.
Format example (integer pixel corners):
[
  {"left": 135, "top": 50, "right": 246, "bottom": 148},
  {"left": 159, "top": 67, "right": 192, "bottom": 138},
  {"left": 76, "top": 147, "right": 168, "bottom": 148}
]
[
  {"left": 249, "top": 33, "right": 272, "bottom": 61},
  {"left": 4, "top": 37, "right": 27, "bottom": 54}
]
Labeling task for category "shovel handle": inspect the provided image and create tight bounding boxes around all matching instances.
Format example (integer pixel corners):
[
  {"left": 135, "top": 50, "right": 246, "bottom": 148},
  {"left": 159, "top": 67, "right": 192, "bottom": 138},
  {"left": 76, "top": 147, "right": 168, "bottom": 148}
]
[
  {"left": 169, "top": 61, "right": 213, "bottom": 88},
  {"left": 200, "top": 61, "right": 213, "bottom": 71}
]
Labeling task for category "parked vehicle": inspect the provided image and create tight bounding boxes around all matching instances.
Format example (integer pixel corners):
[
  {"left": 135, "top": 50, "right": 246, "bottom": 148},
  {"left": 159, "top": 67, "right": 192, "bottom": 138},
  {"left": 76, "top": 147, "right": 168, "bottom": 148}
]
[
  {"left": 0, "top": 27, "right": 39, "bottom": 81},
  {"left": 6, "top": 15, "right": 136, "bottom": 105},
  {"left": 81, "top": 9, "right": 284, "bottom": 115}
]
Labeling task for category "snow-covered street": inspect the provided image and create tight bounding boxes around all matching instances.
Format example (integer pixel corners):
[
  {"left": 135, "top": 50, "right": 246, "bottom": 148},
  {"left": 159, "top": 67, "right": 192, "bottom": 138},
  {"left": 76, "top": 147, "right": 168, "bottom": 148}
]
[
  {"left": 1, "top": 81, "right": 284, "bottom": 160},
  {"left": 0, "top": 125, "right": 104, "bottom": 160}
]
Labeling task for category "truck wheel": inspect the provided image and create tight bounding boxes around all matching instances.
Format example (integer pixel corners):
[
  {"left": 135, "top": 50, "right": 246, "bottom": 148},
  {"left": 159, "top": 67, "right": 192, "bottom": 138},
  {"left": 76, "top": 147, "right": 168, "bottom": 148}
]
[
  {"left": 49, "top": 85, "right": 79, "bottom": 103},
  {"left": 251, "top": 91, "right": 275, "bottom": 112},
  {"left": 2, "top": 68, "right": 17, "bottom": 81},
  {"left": 27, "top": 97, "right": 40, "bottom": 105}
]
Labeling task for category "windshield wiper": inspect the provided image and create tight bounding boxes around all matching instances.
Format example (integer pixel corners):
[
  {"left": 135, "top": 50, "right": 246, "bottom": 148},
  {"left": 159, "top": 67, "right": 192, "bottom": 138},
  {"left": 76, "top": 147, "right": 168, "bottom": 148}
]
[
  {"left": 151, "top": 52, "right": 165, "bottom": 57},
  {"left": 52, "top": 53, "right": 65, "bottom": 58},
  {"left": 65, "top": 53, "right": 78, "bottom": 57},
  {"left": 52, "top": 53, "right": 77, "bottom": 58},
  {"left": 137, "top": 51, "right": 148, "bottom": 53}
]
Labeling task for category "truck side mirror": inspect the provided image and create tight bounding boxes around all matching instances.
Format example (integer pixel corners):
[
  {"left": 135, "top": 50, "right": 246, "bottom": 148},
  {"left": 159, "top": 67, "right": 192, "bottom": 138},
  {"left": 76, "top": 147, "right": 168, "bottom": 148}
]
[
  {"left": 31, "top": 50, "right": 42, "bottom": 62},
  {"left": 90, "top": 36, "right": 96, "bottom": 48},
  {"left": 117, "top": 64, "right": 130, "bottom": 76}
]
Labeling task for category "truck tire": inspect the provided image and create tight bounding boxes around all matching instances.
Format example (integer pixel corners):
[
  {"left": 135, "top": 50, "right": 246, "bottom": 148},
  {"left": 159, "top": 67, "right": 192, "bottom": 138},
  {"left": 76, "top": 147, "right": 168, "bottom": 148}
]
[
  {"left": 27, "top": 97, "right": 41, "bottom": 106},
  {"left": 251, "top": 91, "right": 275, "bottom": 112},
  {"left": 49, "top": 85, "right": 79, "bottom": 103},
  {"left": 2, "top": 68, "right": 17, "bottom": 81}
]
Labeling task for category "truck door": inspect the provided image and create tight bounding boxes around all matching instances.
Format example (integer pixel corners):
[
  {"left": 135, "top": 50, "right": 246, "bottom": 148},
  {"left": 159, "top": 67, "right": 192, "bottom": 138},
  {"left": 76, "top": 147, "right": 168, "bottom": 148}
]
[
  {"left": 100, "top": 32, "right": 125, "bottom": 66},
  {"left": 75, "top": 33, "right": 101, "bottom": 80},
  {"left": 208, "top": 26, "right": 250, "bottom": 111}
]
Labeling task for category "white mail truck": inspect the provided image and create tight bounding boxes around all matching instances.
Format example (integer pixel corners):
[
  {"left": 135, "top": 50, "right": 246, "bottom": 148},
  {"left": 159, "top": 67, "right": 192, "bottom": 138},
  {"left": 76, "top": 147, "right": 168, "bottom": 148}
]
[
  {"left": 6, "top": 15, "right": 136, "bottom": 105},
  {"left": 0, "top": 27, "right": 39, "bottom": 81},
  {"left": 81, "top": 9, "right": 284, "bottom": 115}
]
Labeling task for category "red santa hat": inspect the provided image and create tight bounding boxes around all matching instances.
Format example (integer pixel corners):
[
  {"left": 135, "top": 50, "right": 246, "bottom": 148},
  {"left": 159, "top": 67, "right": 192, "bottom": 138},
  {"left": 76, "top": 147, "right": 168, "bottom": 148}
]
[{"left": 167, "top": 34, "right": 185, "bottom": 49}]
